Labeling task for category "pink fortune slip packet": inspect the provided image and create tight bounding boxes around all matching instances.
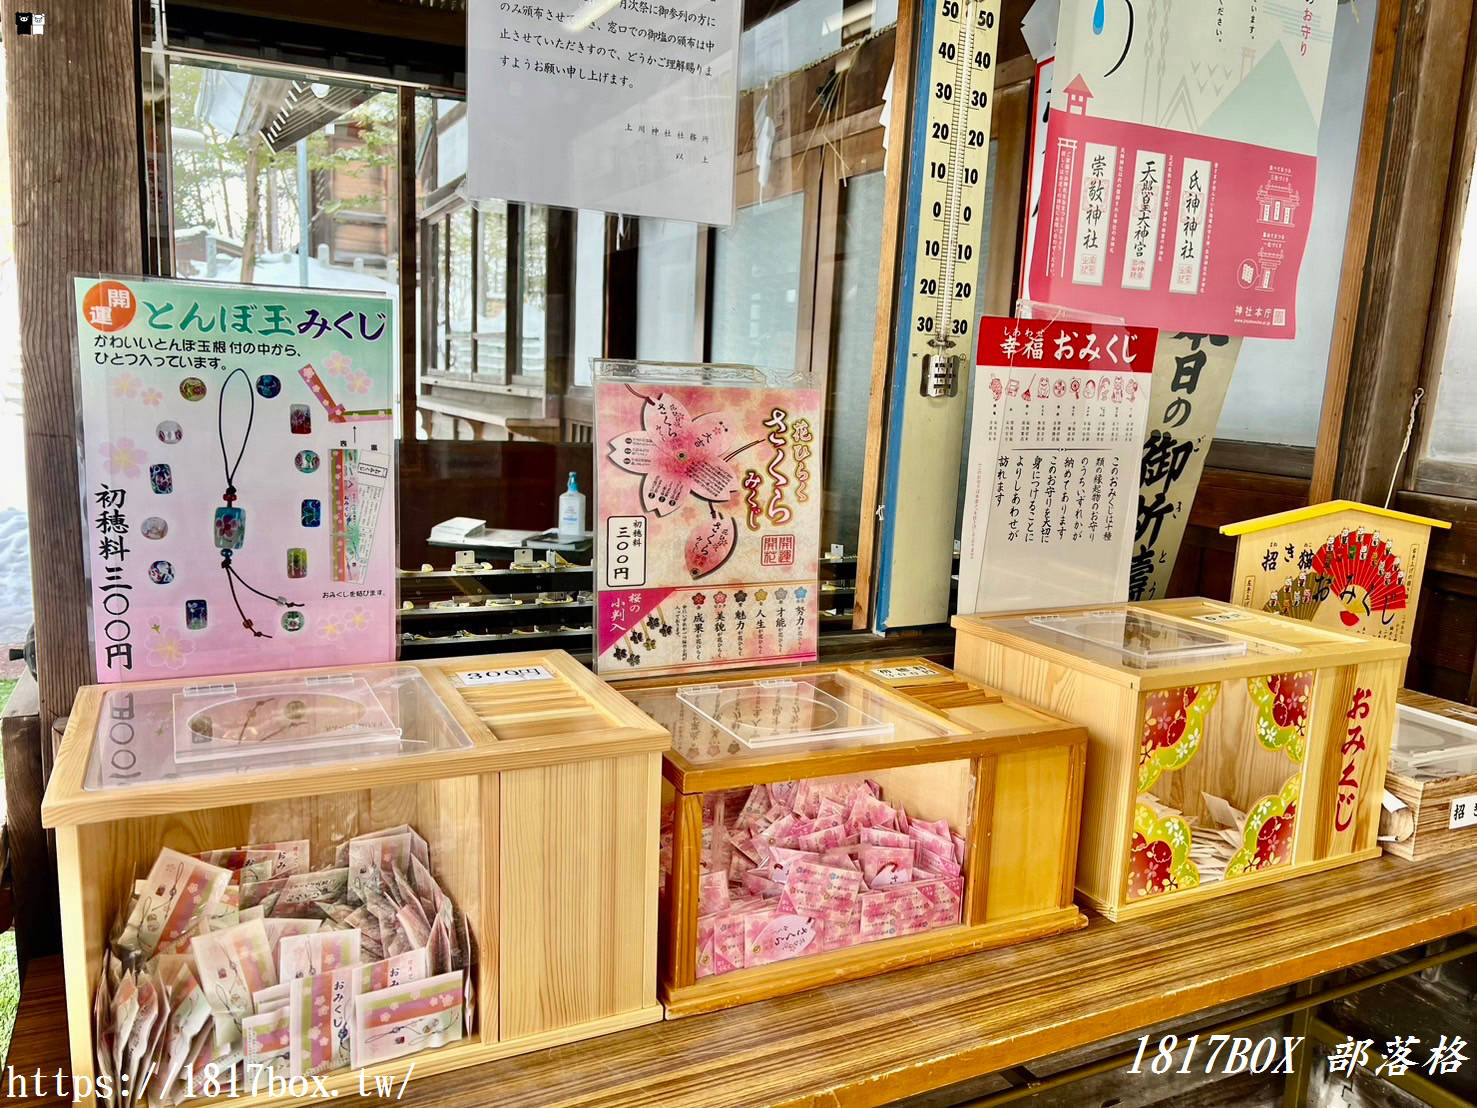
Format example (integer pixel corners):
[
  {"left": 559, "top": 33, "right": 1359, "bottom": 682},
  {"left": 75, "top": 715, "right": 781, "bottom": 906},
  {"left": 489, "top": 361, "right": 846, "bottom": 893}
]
[{"left": 679, "top": 774, "right": 969, "bottom": 978}]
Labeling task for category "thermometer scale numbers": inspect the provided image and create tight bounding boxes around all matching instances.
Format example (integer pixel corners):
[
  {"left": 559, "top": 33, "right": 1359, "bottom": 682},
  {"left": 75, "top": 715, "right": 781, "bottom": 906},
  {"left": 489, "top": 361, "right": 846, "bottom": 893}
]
[{"left": 912, "top": 0, "right": 999, "bottom": 398}]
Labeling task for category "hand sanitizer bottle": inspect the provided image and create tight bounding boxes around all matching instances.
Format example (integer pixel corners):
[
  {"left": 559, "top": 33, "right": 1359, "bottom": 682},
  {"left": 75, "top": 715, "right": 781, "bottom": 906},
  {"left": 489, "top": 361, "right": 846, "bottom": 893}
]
[{"left": 558, "top": 472, "right": 586, "bottom": 540}]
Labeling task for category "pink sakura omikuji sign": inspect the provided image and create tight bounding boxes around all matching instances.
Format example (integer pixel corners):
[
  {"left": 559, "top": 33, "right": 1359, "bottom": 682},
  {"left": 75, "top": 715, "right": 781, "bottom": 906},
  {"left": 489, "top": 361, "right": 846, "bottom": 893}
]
[{"left": 593, "top": 364, "right": 822, "bottom": 677}]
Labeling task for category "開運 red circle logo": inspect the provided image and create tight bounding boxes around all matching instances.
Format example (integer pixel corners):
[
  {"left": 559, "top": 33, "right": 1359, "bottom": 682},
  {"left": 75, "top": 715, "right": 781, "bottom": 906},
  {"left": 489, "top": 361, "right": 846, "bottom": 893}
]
[{"left": 81, "top": 280, "right": 138, "bottom": 332}]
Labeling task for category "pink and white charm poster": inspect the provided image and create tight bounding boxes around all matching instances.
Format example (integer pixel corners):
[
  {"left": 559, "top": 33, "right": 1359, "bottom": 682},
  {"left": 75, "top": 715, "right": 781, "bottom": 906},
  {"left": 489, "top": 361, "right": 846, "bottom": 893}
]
[
  {"left": 73, "top": 277, "right": 397, "bottom": 682},
  {"left": 594, "top": 365, "right": 821, "bottom": 677},
  {"left": 957, "top": 318, "right": 1156, "bottom": 615},
  {"left": 1027, "top": 0, "right": 1337, "bottom": 338}
]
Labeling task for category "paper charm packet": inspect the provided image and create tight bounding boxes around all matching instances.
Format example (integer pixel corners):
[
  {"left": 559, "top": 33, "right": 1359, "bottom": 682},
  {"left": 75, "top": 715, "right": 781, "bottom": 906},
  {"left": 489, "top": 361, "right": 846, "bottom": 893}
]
[
  {"left": 357, "top": 947, "right": 431, "bottom": 994},
  {"left": 242, "top": 1007, "right": 291, "bottom": 1077},
  {"left": 191, "top": 918, "right": 277, "bottom": 1044},
  {"left": 289, "top": 966, "right": 361, "bottom": 1077},
  {"left": 93, "top": 823, "right": 471, "bottom": 1099},
  {"left": 271, "top": 868, "right": 351, "bottom": 917},
  {"left": 352, "top": 970, "right": 464, "bottom": 1069},
  {"left": 197, "top": 841, "right": 310, "bottom": 883},
  {"left": 124, "top": 848, "right": 233, "bottom": 956},
  {"left": 278, "top": 928, "right": 361, "bottom": 982},
  {"left": 150, "top": 957, "right": 213, "bottom": 1098}
]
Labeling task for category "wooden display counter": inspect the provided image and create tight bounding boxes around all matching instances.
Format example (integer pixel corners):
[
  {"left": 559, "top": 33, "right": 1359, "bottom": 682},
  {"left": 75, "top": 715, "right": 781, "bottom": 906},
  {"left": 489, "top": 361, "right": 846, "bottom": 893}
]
[{"left": 10, "top": 848, "right": 1477, "bottom": 1106}]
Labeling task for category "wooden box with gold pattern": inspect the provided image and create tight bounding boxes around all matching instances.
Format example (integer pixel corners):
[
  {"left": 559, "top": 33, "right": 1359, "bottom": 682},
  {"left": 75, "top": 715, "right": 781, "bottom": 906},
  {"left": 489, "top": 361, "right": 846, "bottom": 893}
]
[
  {"left": 620, "top": 659, "right": 1088, "bottom": 1017},
  {"left": 42, "top": 653, "right": 669, "bottom": 1104},
  {"left": 1380, "top": 690, "right": 1477, "bottom": 862},
  {"left": 952, "top": 600, "right": 1407, "bottom": 922}
]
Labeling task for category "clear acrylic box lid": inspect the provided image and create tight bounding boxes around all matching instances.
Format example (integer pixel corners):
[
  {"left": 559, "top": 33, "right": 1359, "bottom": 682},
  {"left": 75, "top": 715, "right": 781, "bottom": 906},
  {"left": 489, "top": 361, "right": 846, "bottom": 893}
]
[
  {"left": 1012, "top": 609, "right": 1252, "bottom": 669},
  {"left": 85, "top": 666, "right": 474, "bottom": 790},
  {"left": 627, "top": 671, "right": 950, "bottom": 768},
  {"left": 1390, "top": 703, "right": 1477, "bottom": 780},
  {"left": 676, "top": 678, "right": 895, "bottom": 748}
]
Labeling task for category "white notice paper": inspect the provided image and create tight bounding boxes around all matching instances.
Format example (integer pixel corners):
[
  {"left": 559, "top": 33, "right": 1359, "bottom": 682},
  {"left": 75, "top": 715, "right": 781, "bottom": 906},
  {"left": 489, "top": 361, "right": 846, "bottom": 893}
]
[{"left": 467, "top": 0, "right": 742, "bottom": 226}]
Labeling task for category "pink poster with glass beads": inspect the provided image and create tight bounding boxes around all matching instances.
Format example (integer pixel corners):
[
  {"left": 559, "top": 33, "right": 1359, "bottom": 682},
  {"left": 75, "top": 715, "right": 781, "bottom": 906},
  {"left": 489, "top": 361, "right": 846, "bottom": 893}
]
[
  {"left": 593, "top": 363, "right": 822, "bottom": 677},
  {"left": 73, "top": 276, "right": 397, "bottom": 682}
]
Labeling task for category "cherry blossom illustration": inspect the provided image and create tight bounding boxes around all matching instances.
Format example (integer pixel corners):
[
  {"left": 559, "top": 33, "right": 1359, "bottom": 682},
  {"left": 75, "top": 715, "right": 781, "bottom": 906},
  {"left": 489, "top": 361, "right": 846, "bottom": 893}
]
[
  {"left": 144, "top": 623, "right": 195, "bottom": 671},
  {"left": 685, "top": 514, "right": 737, "bottom": 579},
  {"left": 111, "top": 372, "right": 143, "bottom": 399},
  {"left": 344, "top": 605, "right": 371, "bottom": 632},
  {"left": 607, "top": 389, "right": 763, "bottom": 516},
  {"left": 140, "top": 387, "right": 163, "bottom": 407},
  {"left": 317, "top": 612, "right": 345, "bottom": 641},
  {"left": 324, "top": 351, "right": 351, "bottom": 377},
  {"left": 345, "top": 369, "right": 372, "bottom": 395},
  {"left": 102, "top": 437, "right": 146, "bottom": 478}
]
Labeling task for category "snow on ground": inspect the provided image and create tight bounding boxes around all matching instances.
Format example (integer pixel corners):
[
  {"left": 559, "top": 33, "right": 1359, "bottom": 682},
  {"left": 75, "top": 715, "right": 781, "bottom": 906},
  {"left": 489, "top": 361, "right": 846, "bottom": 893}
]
[{"left": 0, "top": 509, "right": 29, "bottom": 646}]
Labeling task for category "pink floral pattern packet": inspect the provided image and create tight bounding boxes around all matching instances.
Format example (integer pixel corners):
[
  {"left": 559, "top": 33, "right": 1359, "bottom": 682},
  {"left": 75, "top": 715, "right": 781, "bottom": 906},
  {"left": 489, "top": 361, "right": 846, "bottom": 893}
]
[
  {"left": 859, "top": 845, "right": 914, "bottom": 889},
  {"left": 699, "top": 870, "right": 731, "bottom": 914},
  {"left": 352, "top": 970, "right": 463, "bottom": 1068},
  {"left": 780, "top": 859, "right": 863, "bottom": 917},
  {"left": 289, "top": 966, "right": 360, "bottom": 1076},
  {"left": 860, "top": 827, "right": 911, "bottom": 849},
  {"left": 745, "top": 912, "right": 821, "bottom": 966},
  {"left": 129, "top": 848, "right": 233, "bottom": 954},
  {"left": 278, "top": 928, "right": 361, "bottom": 982}
]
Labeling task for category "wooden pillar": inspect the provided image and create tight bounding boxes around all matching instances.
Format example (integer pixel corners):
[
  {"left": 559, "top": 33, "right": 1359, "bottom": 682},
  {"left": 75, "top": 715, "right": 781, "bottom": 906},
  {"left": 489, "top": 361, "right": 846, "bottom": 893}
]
[
  {"left": 5, "top": 0, "right": 144, "bottom": 730},
  {"left": 4, "top": 0, "right": 142, "bottom": 961}
]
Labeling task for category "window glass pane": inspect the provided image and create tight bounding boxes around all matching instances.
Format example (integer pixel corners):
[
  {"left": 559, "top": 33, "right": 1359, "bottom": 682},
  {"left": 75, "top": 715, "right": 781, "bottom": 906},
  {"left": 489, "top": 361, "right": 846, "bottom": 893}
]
[
  {"left": 168, "top": 62, "right": 398, "bottom": 292},
  {"left": 521, "top": 205, "right": 548, "bottom": 378},
  {"left": 428, "top": 220, "right": 445, "bottom": 372},
  {"left": 825, "top": 170, "right": 885, "bottom": 556},
  {"left": 710, "top": 192, "right": 805, "bottom": 372},
  {"left": 437, "top": 110, "right": 467, "bottom": 188},
  {"left": 636, "top": 219, "right": 698, "bottom": 362},
  {"left": 573, "top": 210, "right": 606, "bottom": 387},
  {"left": 741, "top": 0, "right": 896, "bottom": 87},
  {"left": 1214, "top": 0, "right": 1376, "bottom": 445},
  {"left": 1428, "top": 182, "right": 1477, "bottom": 463},
  {"left": 448, "top": 207, "right": 473, "bottom": 375},
  {"left": 476, "top": 201, "right": 508, "bottom": 377}
]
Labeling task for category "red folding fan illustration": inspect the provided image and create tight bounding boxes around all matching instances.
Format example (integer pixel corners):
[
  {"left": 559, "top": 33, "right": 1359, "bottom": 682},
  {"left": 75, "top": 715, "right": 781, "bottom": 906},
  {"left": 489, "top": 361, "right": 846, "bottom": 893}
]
[{"left": 1309, "top": 528, "right": 1408, "bottom": 629}]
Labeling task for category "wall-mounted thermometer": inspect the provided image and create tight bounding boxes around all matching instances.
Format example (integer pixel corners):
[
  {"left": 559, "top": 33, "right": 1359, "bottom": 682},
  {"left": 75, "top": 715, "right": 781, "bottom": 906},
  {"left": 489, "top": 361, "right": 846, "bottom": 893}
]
[{"left": 872, "top": 0, "right": 1002, "bottom": 631}]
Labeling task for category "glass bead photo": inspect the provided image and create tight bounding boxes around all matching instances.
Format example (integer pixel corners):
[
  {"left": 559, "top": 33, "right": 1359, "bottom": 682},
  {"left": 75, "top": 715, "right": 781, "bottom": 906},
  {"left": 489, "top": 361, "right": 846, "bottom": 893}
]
[
  {"left": 185, "top": 598, "right": 208, "bottom": 630},
  {"left": 213, "top": 506, "right": 246, "bottom": 550},
  {"left": 149, "top": 463, "right": 172, "bottom": 494},
  {"left": 301, "top": 499, "right": 321, "bottom": 527},
  {"left": 256, "top": 374, "right": 282, "bottom": 398},
  {"left": 287, "top": 547, "right": 308, "bottom": 578},
  {"left": 289, "top": 404, "right": 312, "bottom": 434},
  {"left": 148, "top": 559, "right": 174, "bottom": 584},
  {"left": 295, "top": 449, "right": 320, "bottom": 473},
  {"left": 140, "top": 516, "right": 168, "bottom": 540},
  {"left": 156, "top": 420, "right": 183, "bottom": 444},
  {"left": 179, "top": 376, "right": 207, "bottom": 401},
  {"left": 281, "top": 610, "right": 305, "bottom": 632}
]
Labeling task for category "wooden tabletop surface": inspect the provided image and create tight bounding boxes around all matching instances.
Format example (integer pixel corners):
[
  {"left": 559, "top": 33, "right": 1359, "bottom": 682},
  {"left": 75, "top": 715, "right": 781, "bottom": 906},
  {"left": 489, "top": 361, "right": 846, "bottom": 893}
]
[{"left": 10, "top": 849, "right": 1477, "bottom": 1106}]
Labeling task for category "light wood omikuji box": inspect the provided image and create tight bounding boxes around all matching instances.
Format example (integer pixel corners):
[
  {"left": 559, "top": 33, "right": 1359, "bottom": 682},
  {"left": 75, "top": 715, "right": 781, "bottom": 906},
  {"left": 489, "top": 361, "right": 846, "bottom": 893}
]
[
  {"left": 622, "top": 659, "right": 1088, "bottom": 1016},
  {"left": 953, "top": 600, "right": 1407, "bottom": 922},
  {"left": 42, "top": 652, "right": 669, "bottom": 1104},
  {"left": 1381, "top": 690, "right": 1477, "bottom": 862}
]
